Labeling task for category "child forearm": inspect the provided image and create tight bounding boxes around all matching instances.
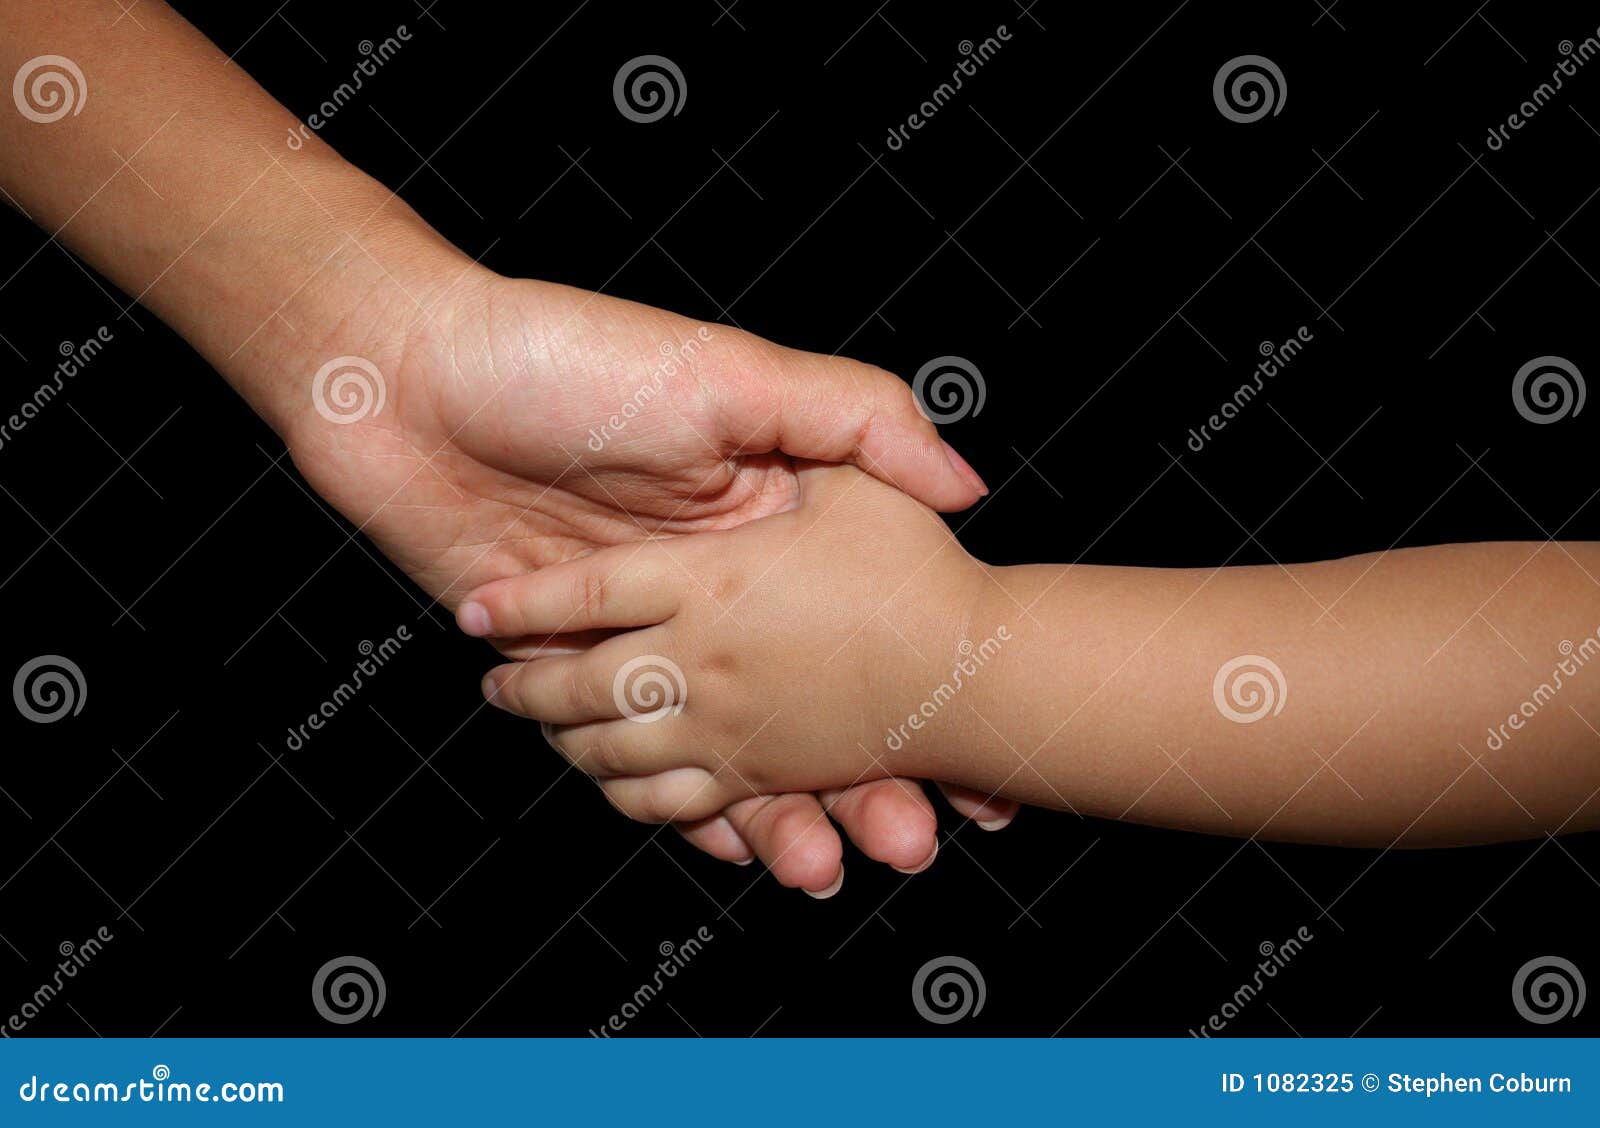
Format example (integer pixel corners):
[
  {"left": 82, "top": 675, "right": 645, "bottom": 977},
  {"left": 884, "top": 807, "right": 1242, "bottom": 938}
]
[{"left": 951, "top": 542, "right": 1600, "bottom": 846}]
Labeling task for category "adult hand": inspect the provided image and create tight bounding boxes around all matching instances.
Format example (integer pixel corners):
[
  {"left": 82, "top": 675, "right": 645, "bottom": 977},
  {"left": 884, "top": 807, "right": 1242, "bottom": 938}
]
[
  {"left": 287, "top": 266, "right": 1019, "bottom": 893},
  {"left": 0, "top": 0, "right": 1017, "bottom": 894}
]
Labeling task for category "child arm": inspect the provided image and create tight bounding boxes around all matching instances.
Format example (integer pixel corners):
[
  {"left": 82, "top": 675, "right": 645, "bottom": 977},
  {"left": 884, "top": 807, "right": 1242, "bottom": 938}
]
[
  {"left": 462, "top": 466, "right": 1600, "bottom": 847},
  {"left": 961, "top": 541, "right": 1600, "bottom": 846}
]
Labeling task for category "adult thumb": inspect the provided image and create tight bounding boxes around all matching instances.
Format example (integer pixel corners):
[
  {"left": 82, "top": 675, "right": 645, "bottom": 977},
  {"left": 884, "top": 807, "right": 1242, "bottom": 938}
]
[{"left": 722, "top": 344, "right": 988, "bottom": 511}]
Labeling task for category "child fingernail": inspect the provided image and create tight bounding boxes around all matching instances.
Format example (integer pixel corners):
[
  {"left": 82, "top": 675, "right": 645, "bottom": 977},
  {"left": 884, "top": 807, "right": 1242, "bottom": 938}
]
[
  {"left": 458, "top": 601, "right": 492, "bottom": 637},
  {"left": 942, "top": 441, "right": 988, "bottom": 496},
  {"left": 892, "top": 840, "right": 938, "bottom": 875},
  {"left": 804, "top": 869, "right": 844, "bottom": 900},
  {"left": 481, "top": 670, "right": 505, "bottom": 705}
]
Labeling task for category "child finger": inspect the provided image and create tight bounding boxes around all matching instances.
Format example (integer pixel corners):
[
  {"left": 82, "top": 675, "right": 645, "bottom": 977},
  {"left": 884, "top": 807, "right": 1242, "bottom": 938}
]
[
  {"left": 673, "top": 815, "right": 756, "bottom": 866},
  {"left": 457, "top": 543, "right": 679, "bottom": 639},
  {"left": 482, "top": 632, "right": 680, "bottom": 725},
  {"left": 599, "top": 769, "right": 739, "bottom": 825},
  {"left": 542, "top": 717, "right": 676, "bottom": 779},
  {"left": 486, "top": 628, "right": 617, "bottom": 661}
]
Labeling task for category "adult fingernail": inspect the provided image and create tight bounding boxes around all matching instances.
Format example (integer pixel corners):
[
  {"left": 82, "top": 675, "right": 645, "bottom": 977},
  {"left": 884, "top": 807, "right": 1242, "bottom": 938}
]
[
  {"left": 481, "top": 670, "right": 506, "bottom": 707},
  {"left": 977, "top": 814, "right": 1013, "bottom": 831},
  {"left": 733, "top": 855, "right": 755, "bottom": 866},
  {"left": 892, "top": 839, "right": 939, "bottom": 875},
  {"left": 805, "top": 868, "right": 844, "bottom": 900},
  {"left": 458, "top": 601, "right": 491, "bottom": 637},
  {"left": 942, "top": 441, "right": 988, "bottom": 496}
]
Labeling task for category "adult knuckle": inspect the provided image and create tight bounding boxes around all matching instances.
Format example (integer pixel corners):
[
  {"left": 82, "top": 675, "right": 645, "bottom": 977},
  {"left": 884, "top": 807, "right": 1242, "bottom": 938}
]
[
  {"left": 769, "top": 802, "right": 820, "bottom": 847},
  {"left": 483, "top": 588, "right": 520, "bottom": 634}
]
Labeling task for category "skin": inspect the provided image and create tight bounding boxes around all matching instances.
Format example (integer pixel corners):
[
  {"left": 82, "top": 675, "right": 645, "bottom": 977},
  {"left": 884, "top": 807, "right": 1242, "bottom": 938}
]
[
  {"left": 0, "top": 0, "right": 1020, "bottom": 892},
  {"left": 465, "top": 463, "right": 1600, "bottom": 847}
]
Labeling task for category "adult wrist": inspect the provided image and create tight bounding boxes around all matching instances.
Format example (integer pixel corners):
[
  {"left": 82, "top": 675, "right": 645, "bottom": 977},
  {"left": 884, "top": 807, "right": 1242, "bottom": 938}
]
[{"left": 188, "top": 154, "right": 483, "bottom": 441}]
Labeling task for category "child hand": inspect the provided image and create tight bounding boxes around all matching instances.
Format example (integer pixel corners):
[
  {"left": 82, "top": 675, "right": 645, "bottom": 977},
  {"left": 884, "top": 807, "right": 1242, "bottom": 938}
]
[{"left": 460, "top": 464, "right": 994, "bottom": 821}]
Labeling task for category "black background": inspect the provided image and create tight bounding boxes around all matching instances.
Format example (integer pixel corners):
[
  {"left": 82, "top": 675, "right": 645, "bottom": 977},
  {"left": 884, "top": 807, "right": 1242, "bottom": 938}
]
[{"left": 2, "top": 0, "right": 1597, "bottom": 1036}]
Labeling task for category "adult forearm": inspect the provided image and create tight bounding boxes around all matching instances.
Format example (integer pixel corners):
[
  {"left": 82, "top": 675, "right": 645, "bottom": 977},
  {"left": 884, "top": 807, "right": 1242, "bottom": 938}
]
[
  {"left": 0, "top": 0, "right": 466, "bottom": 434},
  {"left": 958, "top": 542, "right": 1600, "bottom": 846}
]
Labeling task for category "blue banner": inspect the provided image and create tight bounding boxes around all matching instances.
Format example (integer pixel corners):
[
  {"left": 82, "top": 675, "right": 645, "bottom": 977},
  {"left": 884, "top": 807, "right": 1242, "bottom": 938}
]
[{"left": 3, "top": 1038, "right": 1596, "bottom": 1124}]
